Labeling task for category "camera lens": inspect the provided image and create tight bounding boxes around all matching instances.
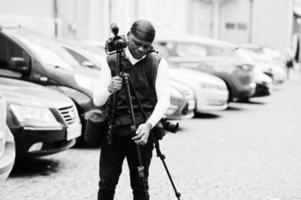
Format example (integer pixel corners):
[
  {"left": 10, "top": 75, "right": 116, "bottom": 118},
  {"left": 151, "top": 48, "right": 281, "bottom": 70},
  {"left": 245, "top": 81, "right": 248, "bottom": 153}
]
[{"left": 163, "top": 121, "right": 179, "bottom": 133}]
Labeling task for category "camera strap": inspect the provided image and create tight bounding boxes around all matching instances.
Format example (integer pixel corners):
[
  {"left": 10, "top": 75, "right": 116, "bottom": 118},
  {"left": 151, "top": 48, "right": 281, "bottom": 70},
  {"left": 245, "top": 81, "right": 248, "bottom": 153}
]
[
  {"left": 107, "top": 52, "right": 146, "bottom": 142},
  {"left": 127, "top": 79, "right": 147, "bottom": 121},
  {"left": 107, "top": 52, "right": 123, "bottom": 143},
  {"left": 106, "top": 91, "right": 118, "bottom": 144}
]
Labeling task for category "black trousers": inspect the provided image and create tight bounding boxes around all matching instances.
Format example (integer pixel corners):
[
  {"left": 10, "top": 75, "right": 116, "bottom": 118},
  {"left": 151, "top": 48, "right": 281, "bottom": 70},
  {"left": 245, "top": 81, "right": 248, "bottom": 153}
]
[{"left": 98, "top": 127, "right": 154, "bottom": 200}]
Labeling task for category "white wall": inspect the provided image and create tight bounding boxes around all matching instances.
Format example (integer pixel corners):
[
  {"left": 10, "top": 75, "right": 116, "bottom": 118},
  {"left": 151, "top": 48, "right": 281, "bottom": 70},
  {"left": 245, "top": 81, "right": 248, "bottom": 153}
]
[
  {"left": 0, "top": 0, "right": 53, "bottom": 17},
  {"left": 107, "top": 0, "right": 137, "bottom": 35},
  {"left": 135, "top": 0, "right": 189, "bottom": 36},
  {"left": 87, "top": 0, "right": 189, "bottom": 39},
  {"left": 0, "top": 0, "right": 57, "bottom": 36},
  {"left": 0, "top": 0, "right": 295, "bottom": 54},
  {"left": 187, "top": 0, "right": 213, "bottom": 37},
  {"left": 252, "top": 0, "right": 293, "bottom": 53},
  {"left": 217, "top": 0, "right": 294, "bottom": 53},
  {"left": 219, "top": 0, "right": 251, "bottom": 43}
]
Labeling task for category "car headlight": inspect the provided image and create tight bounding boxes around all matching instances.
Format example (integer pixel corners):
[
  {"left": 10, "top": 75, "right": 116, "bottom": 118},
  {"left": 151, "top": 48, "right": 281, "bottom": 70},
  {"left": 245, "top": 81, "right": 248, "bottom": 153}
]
[
  {"left": 10, "top": 104, "right": 61, "bottom": 128},
  {"left": 199, "top": 82, "right": 227, "bottom": 91},
  {"left": 199, "top": 82, "right": 212, "bottom": 89},
  {"left": 180, "top": 89, "right": 194, "bottom": 99},
  {"left": 199, "top": 82, "right": 218, "bottom": 90},
  {"left": 237, "top": 64, "right": 254, "bottom": 71}
]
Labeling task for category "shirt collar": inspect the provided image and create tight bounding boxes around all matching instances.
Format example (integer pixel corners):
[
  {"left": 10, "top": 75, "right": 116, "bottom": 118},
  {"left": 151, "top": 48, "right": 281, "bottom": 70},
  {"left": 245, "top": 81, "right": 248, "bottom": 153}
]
[{"left": 125, "top": 47, "right": 146, "bottom": 65}]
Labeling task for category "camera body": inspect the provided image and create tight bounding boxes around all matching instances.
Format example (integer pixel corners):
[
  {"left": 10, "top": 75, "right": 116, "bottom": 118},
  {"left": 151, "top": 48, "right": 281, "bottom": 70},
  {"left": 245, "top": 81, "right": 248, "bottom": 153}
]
[
  {"left": 153, "top": 118, "right": 179, "bottom": 140},
  {"left": 105, "top": 23, "right": 127, "bottom": 54}
]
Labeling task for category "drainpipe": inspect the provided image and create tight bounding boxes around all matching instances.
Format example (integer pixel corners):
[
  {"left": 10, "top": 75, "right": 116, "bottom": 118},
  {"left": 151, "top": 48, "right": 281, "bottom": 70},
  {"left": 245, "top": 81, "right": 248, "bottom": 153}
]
[
  {"left": 249, "top": 0, "right": 253, "bottom": 43},
  {"left": 53, "top": 0, "right": 58, "bottom": 37},
  {"left": 108, "top": 0, "right": 112, "bottom": 27}
]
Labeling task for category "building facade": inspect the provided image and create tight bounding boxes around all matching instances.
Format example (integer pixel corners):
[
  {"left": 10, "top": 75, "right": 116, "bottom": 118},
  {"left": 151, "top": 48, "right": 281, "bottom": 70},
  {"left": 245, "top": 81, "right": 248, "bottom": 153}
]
[{"left": 0, "top": 0, "right": 297, "bottom": 54}]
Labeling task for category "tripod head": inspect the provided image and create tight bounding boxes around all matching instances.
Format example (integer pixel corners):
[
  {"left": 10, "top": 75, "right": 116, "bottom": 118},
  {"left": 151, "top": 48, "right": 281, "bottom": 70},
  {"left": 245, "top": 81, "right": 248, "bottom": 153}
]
[{"left": 105, "top": 23, "right": 127, "bottom": 54}]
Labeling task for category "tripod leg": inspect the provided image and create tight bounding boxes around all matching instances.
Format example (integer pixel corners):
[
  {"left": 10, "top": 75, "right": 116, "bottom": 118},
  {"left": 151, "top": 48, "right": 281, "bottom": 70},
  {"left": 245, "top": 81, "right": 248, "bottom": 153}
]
[
  {"left": 122, "top": 74, "right": 148, "bottom": 199},
  {"left": 152, "top": 134, "right": 181, "bottom": 200},
  {"left": 136, "top": 145, "right": 145, "bottom": 178}
]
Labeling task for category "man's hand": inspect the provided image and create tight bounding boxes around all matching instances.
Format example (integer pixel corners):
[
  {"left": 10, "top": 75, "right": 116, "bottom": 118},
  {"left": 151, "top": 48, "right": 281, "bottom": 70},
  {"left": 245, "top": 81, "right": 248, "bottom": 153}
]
[
  {"left": 108, "top": 76, "right": 123, "bottom": 94},
  {"left": 132, "top": 122, "right": 152, "bottom": 145}
]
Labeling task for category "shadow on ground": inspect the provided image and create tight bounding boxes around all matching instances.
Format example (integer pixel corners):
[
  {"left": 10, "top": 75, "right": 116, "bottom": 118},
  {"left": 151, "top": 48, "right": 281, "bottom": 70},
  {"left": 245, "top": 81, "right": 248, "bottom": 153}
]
[
  {"left": 194, "top": 112, "right": 220, "bottom": 119},
  {"left": 10, "top": 158, "right": 60, "bottom": 178},
  {"left": 236, "top": 99, "right": 266, "bottom": 105},
  {"left": 225, "top": 105, "right": 243, "bottom": 111},
  {"left": 73, "top": 140, "right": 100, "bottom": 149}
]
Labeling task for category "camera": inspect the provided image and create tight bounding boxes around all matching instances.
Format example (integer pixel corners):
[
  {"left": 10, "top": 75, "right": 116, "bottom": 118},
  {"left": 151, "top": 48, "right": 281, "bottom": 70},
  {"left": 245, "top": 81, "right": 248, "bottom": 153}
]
[
  {"left": 105, "top": 23, "right": 127, "bottom": 54},
  {"left": 161, "top": 118, "right": 179, "bottom": 133},
  {"left": 153, "top": 118, "right": 179, "bottom": 140}
]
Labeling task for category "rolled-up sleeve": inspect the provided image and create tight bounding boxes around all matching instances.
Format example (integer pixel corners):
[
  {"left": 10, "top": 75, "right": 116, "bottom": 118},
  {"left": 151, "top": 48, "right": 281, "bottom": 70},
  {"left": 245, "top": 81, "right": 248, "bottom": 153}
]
[{"left": 92, "top": 60, "right": 112, "bottom": 106}]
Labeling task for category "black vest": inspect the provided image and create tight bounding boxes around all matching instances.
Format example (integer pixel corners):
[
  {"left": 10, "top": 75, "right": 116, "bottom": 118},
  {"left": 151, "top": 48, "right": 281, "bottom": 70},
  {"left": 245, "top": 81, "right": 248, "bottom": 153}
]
[{"left": 106, "top": 51, "right": 161, "bottom": 126}]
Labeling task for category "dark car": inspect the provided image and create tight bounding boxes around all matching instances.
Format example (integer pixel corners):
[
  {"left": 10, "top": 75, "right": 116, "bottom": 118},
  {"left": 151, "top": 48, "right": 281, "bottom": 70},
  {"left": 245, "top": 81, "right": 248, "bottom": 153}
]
[
  {"left": 252, "top": 69, "right": 273, "bottom": 97},
  {"left": 0, "top": 27, "right": 96, "bottom": 140},
  {"left": 0, "top": 77, "right": 81, "bottom": 158},
  {"left": 154, "top": 35, "right": 256, "bottom": 102},
  {"left": 0, "top": 91, "right": 15, "bottom": 180}
]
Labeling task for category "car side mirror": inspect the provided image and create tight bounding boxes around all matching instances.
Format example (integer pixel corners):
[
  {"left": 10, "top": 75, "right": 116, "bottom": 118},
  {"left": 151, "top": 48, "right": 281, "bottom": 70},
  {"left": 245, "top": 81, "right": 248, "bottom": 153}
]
[{"left": 9, "top": 57, "right": 30, "bottom": 74}]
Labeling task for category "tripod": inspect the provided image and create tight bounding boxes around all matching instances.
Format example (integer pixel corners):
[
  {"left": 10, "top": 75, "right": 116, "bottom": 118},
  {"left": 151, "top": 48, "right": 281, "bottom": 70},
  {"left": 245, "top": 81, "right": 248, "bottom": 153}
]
[
  {"left": 124, "top": 73, "right": 181, "bottom": 200},
  {"left": 109, "top": 48, "right": 181, "bottom": 200}
]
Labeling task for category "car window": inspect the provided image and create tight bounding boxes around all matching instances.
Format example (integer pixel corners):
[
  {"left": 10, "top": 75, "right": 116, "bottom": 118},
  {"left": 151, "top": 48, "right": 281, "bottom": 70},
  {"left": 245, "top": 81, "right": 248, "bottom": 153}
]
[
  {"left": 74, "top": 43, "right": 106, "bottom": 57},
  {"left": 155, "top": 42, "right": 178, "bottom": 57},
  {"left": 205, "top": 46, "right": 223, "bottom": 55},
  {"left": 16, "top": 38, "right": 75, "bottom": 71},
  {"left": 202, "top": 44, "right": 235, "bottom": 56},
  {"left": 153, "top": 44, "right": 170, "bottom": 57},
  {"left": 64, "top": 47, "right": 99, "bottom": 70},
  {"left": 176, "top": 43, "right": 207, "bottom": 57},
  {"left": 0, "top": 34, "right": 31, "bottom": 70},
  {"left": 65, "top": 47, "right": 90, "bottom": 65},
  {"left": 7, "top": 29, "right": 81, "bottom": 69}
]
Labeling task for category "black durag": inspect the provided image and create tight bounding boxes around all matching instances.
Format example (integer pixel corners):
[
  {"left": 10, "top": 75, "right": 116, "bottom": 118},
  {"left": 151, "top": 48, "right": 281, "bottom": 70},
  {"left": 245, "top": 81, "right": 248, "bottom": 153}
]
[{"left": 130, "top": 19, "right": 156, "bottom": 43}]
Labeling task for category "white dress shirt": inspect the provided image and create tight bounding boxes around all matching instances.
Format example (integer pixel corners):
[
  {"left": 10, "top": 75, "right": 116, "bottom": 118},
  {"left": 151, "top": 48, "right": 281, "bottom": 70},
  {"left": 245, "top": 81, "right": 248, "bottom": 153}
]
[{"left": 93, "top": 47, "right": 170, "bottom": 128}]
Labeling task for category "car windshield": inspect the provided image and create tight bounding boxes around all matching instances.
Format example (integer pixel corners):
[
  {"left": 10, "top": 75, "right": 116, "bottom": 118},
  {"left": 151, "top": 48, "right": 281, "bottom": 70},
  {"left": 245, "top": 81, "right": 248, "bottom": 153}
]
[
  {"left": 157, "top": 41, "right": 235, "bottom": 58},
  {"left": 177, "top": 43, "right": 208, "bottom": 57},
  {"left": 8, "top": 28, "right": 81, "bottom": 70},
  {"left": 73, "top": 42, "right": 106, "bottom": 56},
  {"left": 241, "top": 46, "right": 264, "bottom": 54}
]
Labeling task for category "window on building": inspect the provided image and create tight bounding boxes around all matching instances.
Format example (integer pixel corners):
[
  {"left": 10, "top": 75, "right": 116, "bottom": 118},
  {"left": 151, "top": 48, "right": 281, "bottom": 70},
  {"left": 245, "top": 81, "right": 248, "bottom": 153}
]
[
  {"left": 237, "top": 23, "right": 247, "bottom": 30},
  {"left": 225, "top": 23, "right": 235, "bottom": 29}
]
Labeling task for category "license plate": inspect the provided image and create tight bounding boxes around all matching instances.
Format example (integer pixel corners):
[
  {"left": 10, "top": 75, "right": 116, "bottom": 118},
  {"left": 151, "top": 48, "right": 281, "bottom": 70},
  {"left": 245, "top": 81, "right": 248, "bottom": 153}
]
[{"left": 66, "top": 124, "right": 82, "bottom": 140}]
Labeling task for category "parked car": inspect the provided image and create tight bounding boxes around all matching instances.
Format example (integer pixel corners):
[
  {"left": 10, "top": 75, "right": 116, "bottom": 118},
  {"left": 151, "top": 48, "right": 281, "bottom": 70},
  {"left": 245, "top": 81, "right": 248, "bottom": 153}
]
[
  {"left": 0, "top": 91, "right": 15, "bottom": 180},
  {"left": 238, "top": 44, "right": 286, "bottom": 67},
  {"left": 0, "top": 27, "right": 96, "bottom": 141},
  {"left": 153, "top": 35, "right": 256, "bottom": 102},
  {"left": 253, "top": 69, "right": 273, "bottom": 97},
  {"left": 169, "top": 66, "right": 228, "bottom": 113},
  {"left": 236, "top": 46, "right": 286, "bottom": 85},
  {"left": 59, "top": 40, "right": 196, "bottom": 119},
  {"left": 167, "top": 84, "right": 195, "bottom": 119},
  {"left": 0, "top": 77, "right": 81, "bottom": 158}
]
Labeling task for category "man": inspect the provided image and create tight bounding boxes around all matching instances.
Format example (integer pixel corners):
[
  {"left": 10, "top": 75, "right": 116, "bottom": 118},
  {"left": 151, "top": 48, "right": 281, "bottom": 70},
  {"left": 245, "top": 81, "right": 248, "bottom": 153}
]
[{"left": 93, "top": 19, "right": 170, "bottom": 200}]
